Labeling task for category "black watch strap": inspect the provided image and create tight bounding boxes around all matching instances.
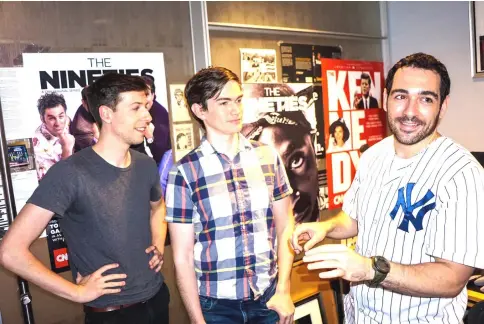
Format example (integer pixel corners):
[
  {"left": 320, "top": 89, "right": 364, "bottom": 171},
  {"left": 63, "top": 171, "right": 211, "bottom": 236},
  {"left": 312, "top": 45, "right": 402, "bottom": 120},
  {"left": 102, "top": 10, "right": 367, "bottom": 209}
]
[{"left": 368, "top": 256, "right": 390, "bottom": 287}]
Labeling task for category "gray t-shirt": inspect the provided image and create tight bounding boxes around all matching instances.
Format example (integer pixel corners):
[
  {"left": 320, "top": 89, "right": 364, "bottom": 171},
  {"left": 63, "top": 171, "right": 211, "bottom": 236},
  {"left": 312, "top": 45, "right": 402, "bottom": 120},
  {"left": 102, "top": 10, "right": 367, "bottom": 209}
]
[{"left": 28, "top": 147, "right": 163, "bottom": 307}]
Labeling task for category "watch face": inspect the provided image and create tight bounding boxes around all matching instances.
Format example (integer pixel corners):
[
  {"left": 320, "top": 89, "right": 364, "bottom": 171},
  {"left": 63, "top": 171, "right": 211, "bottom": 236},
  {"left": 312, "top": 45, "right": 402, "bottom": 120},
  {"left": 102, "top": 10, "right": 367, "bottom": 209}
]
[{"left": 375, "top": 256, "right": 390, "bottom": 273}]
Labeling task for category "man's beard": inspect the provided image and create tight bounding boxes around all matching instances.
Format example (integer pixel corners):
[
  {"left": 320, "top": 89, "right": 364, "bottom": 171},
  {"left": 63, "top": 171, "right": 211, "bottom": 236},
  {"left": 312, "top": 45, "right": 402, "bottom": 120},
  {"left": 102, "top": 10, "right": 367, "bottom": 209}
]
[{"left": 388, "top": 113, "right": 439, "bottom": 146}]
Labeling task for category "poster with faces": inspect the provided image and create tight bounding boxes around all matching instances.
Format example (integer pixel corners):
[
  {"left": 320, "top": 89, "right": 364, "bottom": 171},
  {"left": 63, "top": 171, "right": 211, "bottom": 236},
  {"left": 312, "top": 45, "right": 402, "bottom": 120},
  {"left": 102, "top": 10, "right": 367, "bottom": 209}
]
[
  {"left": 321, "top": 58, "right": 386, "bottom": 209},
  {"left": 173, "top": 123, "right": 194, "bottom": 162},
  {"left": 240, "top": 83, "right": 327, "bottom": 222},
  {"left": 169, "top": 84, "right": 191, "bottom": 123}
]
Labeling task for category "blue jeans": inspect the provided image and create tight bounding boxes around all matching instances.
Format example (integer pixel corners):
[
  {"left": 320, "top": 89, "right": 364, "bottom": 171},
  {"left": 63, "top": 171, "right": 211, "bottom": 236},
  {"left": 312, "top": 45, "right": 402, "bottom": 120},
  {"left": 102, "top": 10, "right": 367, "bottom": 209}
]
[{"left": 200, "top": 281, "right": 279, "bottom": 324}]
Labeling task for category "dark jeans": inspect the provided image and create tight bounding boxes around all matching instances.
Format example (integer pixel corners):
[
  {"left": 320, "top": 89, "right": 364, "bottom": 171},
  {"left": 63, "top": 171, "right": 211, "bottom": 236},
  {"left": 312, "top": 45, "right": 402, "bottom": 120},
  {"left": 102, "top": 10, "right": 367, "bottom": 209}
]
[
  {"left": 200, "top": 280, "right": 279, "bottom": 324},
  {"left": 85, "top": 282, "right": 170, "bottom": 324}
]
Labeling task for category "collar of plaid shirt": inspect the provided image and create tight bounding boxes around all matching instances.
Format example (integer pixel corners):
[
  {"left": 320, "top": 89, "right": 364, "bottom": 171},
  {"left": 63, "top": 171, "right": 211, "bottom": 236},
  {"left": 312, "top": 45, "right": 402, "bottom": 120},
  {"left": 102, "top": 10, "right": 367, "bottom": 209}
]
[{"left": 199, "top": 133, "right": 253, "bottom": 156}]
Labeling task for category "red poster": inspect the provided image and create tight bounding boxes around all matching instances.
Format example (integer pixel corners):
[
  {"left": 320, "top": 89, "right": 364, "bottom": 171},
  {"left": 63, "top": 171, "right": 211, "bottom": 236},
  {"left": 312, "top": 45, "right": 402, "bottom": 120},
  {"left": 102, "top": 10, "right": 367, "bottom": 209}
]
[{"left": 321, "top": 59, "right": 386, "bottom": 209}]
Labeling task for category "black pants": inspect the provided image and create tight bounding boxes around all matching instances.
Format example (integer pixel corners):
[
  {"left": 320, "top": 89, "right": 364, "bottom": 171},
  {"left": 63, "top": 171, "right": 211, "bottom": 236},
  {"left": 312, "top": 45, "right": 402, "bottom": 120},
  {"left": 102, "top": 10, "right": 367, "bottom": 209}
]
[{"left": 85, "top": 283, "right": 170, "bottom": 324}]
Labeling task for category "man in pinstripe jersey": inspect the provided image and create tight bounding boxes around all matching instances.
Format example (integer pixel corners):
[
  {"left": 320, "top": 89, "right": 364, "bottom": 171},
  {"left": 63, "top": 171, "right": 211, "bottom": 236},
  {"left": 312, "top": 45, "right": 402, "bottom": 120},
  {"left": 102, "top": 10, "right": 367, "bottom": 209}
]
[{"left": 292, "top": 53, "right": 484, "bottom": 323}]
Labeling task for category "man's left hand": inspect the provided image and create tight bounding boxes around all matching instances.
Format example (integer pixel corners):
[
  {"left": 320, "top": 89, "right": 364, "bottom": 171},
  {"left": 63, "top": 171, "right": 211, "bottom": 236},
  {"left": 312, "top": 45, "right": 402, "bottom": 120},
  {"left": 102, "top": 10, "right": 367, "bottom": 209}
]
[
  {"left": 266, "top": 291, "right": 294, "bottom": 324},
  {"left": 145, "top": 245, "right": 164, "bottom": 272},
  {"left": 303, "top": 244, "right": 374, "bottom": 282}
]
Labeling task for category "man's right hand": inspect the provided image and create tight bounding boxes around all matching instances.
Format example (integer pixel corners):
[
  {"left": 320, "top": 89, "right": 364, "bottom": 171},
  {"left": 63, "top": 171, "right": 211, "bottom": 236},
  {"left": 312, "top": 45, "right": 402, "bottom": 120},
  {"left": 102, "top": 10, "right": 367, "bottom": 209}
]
[
  {"left": 291, "top": 222, "right": 331, "bottom": 254},
  {"left": 74, "top": 263, "right": 127, "bottom": 303}
]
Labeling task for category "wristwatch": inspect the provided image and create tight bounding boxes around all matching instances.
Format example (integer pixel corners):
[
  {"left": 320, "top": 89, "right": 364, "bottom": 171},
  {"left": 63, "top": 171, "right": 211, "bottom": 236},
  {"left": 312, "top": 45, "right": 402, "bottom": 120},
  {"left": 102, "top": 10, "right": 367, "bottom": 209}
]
[{"left": 368, "top": 256, "right": 390, "bottom": 287}]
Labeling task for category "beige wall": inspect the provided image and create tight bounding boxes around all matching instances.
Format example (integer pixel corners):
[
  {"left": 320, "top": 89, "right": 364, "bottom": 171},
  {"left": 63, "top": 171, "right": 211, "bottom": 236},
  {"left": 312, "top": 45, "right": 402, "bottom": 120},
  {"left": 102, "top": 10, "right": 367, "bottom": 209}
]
[
  {"left": 387, "top": 1, "right": 484, "bottom": 152},
  {"left": 208, "top": 1, "right": 383, "bottom": 82}
]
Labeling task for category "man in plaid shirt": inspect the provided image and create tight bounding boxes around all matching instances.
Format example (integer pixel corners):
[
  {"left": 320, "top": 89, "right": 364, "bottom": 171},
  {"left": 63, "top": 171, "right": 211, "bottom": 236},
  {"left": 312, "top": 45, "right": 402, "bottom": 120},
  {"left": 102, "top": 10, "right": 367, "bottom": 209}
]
[{"left": 166, "top": 67, "right": 296, "bottom": 324}]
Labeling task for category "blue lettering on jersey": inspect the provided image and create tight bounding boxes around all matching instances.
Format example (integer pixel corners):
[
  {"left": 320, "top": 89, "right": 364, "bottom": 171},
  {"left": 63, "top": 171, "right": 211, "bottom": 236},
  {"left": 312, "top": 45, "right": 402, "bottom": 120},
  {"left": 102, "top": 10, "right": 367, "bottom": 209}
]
[{"left": 389, "top": 183, "right": 436, "bottom": 232}]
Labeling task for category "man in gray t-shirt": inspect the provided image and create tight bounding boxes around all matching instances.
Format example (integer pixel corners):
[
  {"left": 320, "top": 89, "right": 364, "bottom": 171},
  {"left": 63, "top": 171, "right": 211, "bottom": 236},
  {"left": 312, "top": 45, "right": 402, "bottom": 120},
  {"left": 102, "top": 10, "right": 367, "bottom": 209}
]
[{"left": 0, "top": 73, "right": 169, "bottom": 324}]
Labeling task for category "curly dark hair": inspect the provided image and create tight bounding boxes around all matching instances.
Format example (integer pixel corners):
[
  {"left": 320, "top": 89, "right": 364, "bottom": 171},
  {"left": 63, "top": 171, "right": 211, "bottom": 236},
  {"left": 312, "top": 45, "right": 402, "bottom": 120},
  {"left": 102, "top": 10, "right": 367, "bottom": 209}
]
[
  {"left": 184, "top": 67, "right": 241, "bottom": 130},
  {"left": 329, "top": 119, "right": 350, "bottom": 143},
  {"left": 385, "top": 52, "right": 450, "bottom": 106},
  {"left": 37, "top": 92, "right": 67, "bottom": 116}
]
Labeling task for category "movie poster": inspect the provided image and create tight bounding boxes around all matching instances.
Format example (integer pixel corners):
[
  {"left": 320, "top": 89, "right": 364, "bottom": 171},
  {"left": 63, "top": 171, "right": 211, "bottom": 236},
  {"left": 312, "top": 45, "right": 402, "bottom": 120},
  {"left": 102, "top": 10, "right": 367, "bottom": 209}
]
[
  {"left": 16, "top": 53, "right": 169, "bottom": 272},
  {"left": 321, "top": 59, "right": 386, "bottom": 209},
  {"left": 240, "top": 48, "right": 277, "bottom": 83},
  {"left": 241, "top": 83, "right": 328, "bottom": 223},
  {"left": 280, "top": 43, "right": 341, "bottom": 83}
]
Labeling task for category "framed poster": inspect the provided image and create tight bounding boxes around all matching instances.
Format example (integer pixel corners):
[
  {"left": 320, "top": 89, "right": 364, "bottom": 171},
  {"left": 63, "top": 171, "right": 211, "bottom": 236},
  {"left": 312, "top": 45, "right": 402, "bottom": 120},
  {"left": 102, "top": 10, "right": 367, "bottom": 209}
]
[
  {"left": 470, "top": 1, "right": 484, "bottom": 78},
  {"left": 294, "top": 293, "right": 327, "bottom": 324}
]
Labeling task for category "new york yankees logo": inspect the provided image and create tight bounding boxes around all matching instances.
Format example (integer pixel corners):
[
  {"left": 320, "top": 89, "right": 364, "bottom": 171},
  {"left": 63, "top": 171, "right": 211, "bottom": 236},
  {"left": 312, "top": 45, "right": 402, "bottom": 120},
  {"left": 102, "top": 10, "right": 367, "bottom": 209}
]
[{"left": 389, "top": 183, "right": 436, "bottom": 232}]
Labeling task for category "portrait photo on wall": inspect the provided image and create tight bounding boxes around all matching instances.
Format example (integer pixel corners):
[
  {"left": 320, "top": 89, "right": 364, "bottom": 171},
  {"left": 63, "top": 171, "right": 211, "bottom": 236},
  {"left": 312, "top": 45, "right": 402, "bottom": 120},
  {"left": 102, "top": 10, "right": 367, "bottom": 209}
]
[
  {"left": 173, "top": 122, "right": 194, "bottom": 162},
  {"left": 169, "top": 83, "right": 191, "bottom": 123},
  {"left": 241, "top": 83, "right": 328, "bottom": 224},
  {"left": 240, "top": 48, "right": 277, "bottom": 83}
]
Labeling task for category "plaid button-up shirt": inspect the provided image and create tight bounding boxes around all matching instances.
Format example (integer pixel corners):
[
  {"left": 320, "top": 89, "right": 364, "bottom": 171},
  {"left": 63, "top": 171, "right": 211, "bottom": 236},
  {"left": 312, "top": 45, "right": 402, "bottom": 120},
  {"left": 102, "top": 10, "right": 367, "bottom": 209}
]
[{"left": 165, "top": 135, "right": 292, "bottom": 300}]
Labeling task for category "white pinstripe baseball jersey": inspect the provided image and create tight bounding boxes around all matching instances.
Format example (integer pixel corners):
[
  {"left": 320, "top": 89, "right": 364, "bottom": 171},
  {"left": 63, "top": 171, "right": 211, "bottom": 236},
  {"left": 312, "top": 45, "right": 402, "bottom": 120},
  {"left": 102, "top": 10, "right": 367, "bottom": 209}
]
[{"left": 342, "top": 135, "right": 484, "bottom": 324}]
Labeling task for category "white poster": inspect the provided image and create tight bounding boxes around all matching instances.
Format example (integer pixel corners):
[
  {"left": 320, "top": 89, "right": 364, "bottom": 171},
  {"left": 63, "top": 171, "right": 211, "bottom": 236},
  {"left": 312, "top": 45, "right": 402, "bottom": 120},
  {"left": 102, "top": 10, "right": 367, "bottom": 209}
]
[
  {"left": 240, "top": 48, "right": 277, "bottom": 83},
  {"left": 21, "top": 52, "right": 168, "bottom": 180},
  {"left": 22, "top": 53, "right": 168, "bottom": 121},
  {"left": 173, "top": 123, "right": 195, "bottom": 162},
  {"left": 0, "top": 68, "right": 31, "bottom": 141},
  {"left": 169, "top": 84, "right": 191, "bottom": 123}
]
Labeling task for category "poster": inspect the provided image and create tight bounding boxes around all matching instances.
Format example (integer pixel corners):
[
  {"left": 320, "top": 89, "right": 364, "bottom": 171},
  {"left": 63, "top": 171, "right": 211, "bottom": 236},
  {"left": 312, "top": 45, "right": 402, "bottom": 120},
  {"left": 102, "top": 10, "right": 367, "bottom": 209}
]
[
  {"left": 169, "top": 84, "right": 191, "bottom": 123},
  {"left": 15, "top": 53, "right": 169, "bottom": 271},
  {"left": 241, "top": 83, "right": 328, "bottom": 223},
  {"left": 280, "top": 43, "right": 341, "bottom": 83},
  {"left": 240, "top": 48, "right": 277, "bottom": 83},
  {"left": 321, "top": 59, "right": 386, "bottom": 209},
  {"left": 173, "top": 123, "right": 195, "bottom": 162}
]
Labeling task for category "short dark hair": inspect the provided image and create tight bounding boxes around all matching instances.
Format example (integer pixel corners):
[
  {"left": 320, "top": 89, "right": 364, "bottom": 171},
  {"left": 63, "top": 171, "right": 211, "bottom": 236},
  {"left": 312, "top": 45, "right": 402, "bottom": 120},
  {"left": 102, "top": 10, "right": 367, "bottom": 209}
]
[
  {"left": 86, "top": 73, "right": 149, "bottom": 128},
  {"left": 329, "top": 119, "right": 350, "bottom": 143},
  {"left": 360, "top": 73, "right": 372, "bottom": 86},
  {"left": 141, "top": 75, "right": 155, "bottom": 95},
  {"left": 184, "top": 67, "right": 241, "bottom": 130},
  {"left": 385, "top": 52, "right": 451, "bottom": 106},
  {"left": 37, "top": 92, "right": 67, "bottom": 116}
]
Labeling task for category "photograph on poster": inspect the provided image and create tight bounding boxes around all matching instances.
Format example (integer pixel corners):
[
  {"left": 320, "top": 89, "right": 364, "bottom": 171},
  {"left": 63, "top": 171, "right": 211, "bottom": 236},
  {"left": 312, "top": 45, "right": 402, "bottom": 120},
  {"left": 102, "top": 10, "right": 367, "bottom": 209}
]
[
  {"left": 173, "top": 123, "right": 194, "bottom": 162},
  {"left": 241, "top": 83, "right": 327, "bottom": 223},
  {"left": 294, "top": 293, "right": 326, "bottom": 324},
  {"left": 326, "top": 117, "right": 352, "bottom": 153},
  {"left": 169, "top": 83, "right": 191, "bottom": 123},
  {"left": 240, "top": 48, "right": 277, "bottom": 83}
]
